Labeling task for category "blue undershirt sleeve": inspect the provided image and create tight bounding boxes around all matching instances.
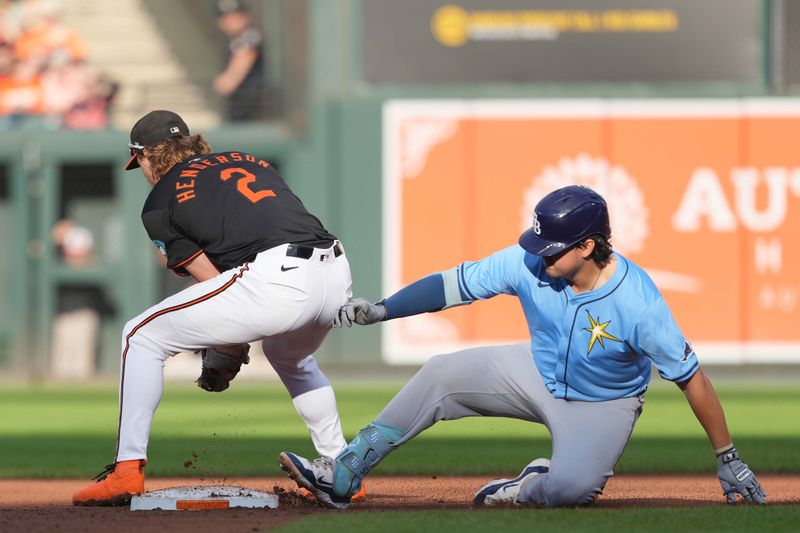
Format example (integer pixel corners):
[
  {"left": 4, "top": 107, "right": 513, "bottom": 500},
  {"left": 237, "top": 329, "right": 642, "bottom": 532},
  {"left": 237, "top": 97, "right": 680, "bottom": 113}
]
[
  {"left": 381, "top": 246, "right": 523, "bottom": 320},
  {"left": 382, "top": 273, "right": 471, "bottom": 320}
]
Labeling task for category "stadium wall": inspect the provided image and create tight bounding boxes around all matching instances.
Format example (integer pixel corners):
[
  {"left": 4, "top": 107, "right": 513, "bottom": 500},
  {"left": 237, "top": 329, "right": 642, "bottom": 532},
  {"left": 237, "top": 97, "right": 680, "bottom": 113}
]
[{"left": 3, "top": 0, "right": 797, "bottom": 373}]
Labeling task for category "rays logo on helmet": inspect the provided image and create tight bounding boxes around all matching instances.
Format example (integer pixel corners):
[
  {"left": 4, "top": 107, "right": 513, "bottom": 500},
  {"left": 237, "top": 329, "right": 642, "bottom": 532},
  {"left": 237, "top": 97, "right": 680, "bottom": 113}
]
[{"left": 531, "top": 213, "right": 542, "bottom": 235}]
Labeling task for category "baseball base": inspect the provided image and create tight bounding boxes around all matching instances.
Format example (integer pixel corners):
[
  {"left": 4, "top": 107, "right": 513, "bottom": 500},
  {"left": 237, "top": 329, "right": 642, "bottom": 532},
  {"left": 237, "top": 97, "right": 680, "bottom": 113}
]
[{"left": 130, "top": 485, "right": 279, "bottom": 511}]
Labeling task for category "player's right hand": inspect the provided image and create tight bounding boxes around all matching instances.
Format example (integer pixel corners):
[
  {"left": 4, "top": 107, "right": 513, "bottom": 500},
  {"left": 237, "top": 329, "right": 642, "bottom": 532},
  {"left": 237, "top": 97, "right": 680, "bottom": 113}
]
[
  {"left": 333, "top": 298, "right": 386, "bottom": 327},
  {"left": 716, "top": 448, "right": 767, "bottom": 504}
]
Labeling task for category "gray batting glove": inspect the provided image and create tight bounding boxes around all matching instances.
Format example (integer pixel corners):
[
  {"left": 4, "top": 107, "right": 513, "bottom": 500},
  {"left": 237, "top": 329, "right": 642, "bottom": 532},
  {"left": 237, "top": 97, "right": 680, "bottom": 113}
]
[
  {"left": 332, "top": 298, "right": 386, "bottom": 327},
  {"left": 716, "top": 448, "right": 766, "bottom": 504}
]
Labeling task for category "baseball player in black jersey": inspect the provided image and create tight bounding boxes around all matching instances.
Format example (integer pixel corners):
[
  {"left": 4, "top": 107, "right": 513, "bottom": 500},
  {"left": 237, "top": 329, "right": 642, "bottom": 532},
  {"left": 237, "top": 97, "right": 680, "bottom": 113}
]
[{"left": 73, "top": 110, "right": 360, "bottom": 506}]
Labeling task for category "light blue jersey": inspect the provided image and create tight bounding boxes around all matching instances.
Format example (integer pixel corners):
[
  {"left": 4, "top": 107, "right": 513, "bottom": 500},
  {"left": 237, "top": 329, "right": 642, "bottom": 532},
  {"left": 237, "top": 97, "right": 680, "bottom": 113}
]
[{"left": 456, "top": 245, "right": 699, "bottom": 401}]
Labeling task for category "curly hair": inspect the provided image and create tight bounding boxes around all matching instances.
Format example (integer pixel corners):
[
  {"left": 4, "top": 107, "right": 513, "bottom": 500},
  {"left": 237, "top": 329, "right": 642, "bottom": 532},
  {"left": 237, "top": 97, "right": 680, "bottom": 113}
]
[
  {"left": 142, "top": 134, "right": 212, "bottom": 182},
  {"left": 577, "top": 234, "right": 613, "bottom": 268}
]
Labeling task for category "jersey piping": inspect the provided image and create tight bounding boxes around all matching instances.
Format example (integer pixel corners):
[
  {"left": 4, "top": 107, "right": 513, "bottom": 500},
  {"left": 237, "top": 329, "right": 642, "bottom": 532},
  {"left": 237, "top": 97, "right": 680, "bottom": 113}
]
[
  {"left": 114, "top": 263, "right": 250, "bottom": 460},
  {"left": 458, "top": 264, "right": 478, "bottom": 301},
  {"left": 171, "top": 249, "right": 204, "bottom": 270},
  {"left": 561, "top": 258, "right": 630, "bottom": 400}
]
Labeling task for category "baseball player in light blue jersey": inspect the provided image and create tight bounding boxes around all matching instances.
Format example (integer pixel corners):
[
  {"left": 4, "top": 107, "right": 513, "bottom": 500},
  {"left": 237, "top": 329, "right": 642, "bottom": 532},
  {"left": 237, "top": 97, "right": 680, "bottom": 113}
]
[{"left": 278, "top": 185, "right": 766, "bottom": 509}]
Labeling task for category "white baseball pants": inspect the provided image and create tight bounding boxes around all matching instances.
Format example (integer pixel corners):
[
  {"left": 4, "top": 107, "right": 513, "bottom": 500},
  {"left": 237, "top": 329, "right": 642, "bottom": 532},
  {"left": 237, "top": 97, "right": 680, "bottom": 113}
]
[{"left": 115, "top": 242, "right": 352, "bottom": 462}]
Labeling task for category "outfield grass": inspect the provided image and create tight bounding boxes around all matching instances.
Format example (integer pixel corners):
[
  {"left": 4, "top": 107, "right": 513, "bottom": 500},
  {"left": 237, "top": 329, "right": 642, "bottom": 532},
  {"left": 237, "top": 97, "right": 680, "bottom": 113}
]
[
  {"left": 273, "top": 506, "right": 800, "bottom": 533},
  {"left": 0, "top": 379, "right": 798, "bottom": 478}
]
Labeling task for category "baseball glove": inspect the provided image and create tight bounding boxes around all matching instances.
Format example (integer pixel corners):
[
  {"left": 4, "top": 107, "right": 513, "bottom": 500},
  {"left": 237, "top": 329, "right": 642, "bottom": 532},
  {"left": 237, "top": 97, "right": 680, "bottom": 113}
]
[{"left": 196, "top": 343, "right": 251, "bottom": 392}]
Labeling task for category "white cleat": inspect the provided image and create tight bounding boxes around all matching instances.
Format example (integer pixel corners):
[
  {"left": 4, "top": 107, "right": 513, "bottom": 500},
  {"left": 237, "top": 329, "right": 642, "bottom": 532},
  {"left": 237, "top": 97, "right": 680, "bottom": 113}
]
[
  {"left": 278, "top": 452, "right": 352, "bottom": 509},
  {"left": 473, "top": 458, "right": 551, "bottom": 506}
]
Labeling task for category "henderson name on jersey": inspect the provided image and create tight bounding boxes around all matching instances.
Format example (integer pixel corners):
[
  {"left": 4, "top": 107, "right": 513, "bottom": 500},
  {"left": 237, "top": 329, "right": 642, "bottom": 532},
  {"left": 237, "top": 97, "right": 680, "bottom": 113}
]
[{"left": 142, "top": 151, "right": 336, "bottom": 275}]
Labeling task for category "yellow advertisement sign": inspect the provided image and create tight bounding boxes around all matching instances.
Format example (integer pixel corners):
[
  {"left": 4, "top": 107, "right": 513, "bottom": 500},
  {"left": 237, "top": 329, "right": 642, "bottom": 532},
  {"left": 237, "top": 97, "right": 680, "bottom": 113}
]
[{"left": 431, "top": 4, "right": 679, "bottom": 47}]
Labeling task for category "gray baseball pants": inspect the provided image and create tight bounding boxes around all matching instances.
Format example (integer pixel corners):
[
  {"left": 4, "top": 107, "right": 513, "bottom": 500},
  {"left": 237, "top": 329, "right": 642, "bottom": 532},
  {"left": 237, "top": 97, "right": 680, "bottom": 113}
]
[{"left": 374, "top": 343, "right": 644, "bottom": 506}]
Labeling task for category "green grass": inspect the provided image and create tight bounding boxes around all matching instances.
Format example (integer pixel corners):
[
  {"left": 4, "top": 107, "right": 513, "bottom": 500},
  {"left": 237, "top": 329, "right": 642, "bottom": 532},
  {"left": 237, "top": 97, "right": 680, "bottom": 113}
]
[
  {"left": 273, "top": 506, "right": 800, "bottom": 533},
  {"left": 3, "top": 379, "right": 798, "bottom": 532},
  {"left": 0, "top": 379, "right": 798, "bottom": 478}
]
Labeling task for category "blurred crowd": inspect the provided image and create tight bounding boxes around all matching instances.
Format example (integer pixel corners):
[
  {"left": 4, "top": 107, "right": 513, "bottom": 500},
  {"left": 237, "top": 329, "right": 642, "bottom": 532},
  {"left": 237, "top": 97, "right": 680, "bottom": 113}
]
[{"left": 0, "top": 0, "right": 115, "bottom": 130}]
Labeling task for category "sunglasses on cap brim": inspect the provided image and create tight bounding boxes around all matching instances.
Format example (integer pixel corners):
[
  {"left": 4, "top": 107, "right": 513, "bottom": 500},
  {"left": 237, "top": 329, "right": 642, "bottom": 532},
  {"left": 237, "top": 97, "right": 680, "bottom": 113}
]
[{"left": 127, "top": 142, "right": 145, "bottom": 156}]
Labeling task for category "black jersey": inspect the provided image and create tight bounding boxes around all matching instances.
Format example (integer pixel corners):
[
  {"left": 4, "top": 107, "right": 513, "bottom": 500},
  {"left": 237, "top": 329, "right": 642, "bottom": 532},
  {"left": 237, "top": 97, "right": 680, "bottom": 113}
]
[{"left": 141, "top": 151, "right": 336, "bottom": 275}]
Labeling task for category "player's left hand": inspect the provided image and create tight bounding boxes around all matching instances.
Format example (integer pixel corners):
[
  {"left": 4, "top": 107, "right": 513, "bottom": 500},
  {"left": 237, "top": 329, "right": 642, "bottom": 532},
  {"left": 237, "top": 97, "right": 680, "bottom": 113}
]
[
  {"left": 196, "top": 344, "right": 250, "bottom": 392},
  {"left": 716, "top": 448, "right": 767, "bottom": 504}
]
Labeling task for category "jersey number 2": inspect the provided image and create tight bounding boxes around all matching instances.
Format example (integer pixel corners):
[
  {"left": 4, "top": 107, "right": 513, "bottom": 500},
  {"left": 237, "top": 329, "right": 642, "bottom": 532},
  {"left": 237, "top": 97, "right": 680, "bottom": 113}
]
[{"left": 220, "top": 168, "right": 276, "bottom": 204}]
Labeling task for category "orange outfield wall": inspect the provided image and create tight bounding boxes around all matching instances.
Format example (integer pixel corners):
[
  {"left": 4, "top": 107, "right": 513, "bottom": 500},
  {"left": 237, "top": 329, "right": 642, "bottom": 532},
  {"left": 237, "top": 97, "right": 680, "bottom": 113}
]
[{"left": 382, "top": 100, "right": 800, "bottom": 364}]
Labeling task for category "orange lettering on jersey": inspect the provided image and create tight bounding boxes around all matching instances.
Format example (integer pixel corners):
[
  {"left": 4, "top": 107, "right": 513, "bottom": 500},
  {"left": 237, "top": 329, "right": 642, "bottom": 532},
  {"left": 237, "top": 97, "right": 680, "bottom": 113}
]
[
  {"left": 176, "top": 190, "right": 196, "bottom": 203},
  {"left": 230, "top": 152, "right": 243, "bottom": 161},
  {"left": 258, "top": 159, "right": 269, "bottom": 168},
  {"left": 216, "top": 156, "right": 230, "bottom": 164},
  {"left": 190, "top": 163, "right": 207, "bottom": 170},
  {"left": 175, "top": 179, "right": 194, "bottom": 191},
  {"left": 245, "top": 153, "right": 256, "bottom": 162},
  {"left": 201, "top": 159, "right": 218, "bottom": 167},
  {"left": 219, "top": 167, "right": 276, "bottom": 203},
  {"left": 237, "top": 172, "right": 275, "bottom": 203},
  {"left": 180, "top": 170, "right": 199, "bottom": 178}
]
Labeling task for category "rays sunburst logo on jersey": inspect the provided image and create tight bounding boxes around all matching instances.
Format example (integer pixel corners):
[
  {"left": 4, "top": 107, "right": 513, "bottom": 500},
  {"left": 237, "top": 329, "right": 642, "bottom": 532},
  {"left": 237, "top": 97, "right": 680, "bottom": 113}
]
[{"left": 583, "top": 309, "right": 622, "bottom": 354}]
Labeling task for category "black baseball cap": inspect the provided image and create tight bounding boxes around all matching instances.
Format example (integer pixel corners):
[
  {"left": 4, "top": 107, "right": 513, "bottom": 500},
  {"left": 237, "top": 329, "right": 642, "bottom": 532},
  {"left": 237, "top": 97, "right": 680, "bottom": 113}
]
[
  {"left": 125, "top": 110, "right": 190, "bottom": 170},
  {"left": 216, "top": 0, "right": 248, "bottom": 16}
]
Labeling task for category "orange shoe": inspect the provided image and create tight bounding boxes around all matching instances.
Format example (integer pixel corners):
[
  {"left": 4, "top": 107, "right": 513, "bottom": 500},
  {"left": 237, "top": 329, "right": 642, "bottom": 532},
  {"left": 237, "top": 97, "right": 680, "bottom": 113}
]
[
  {"left": 72, "top": 460, "right": 145, "bottom": 506},
  {"left": 351, "top": 482, "right": 367, "bottom": 502},
  {"left": 298, "top": 482, "right": 367, "bottom": 503}
]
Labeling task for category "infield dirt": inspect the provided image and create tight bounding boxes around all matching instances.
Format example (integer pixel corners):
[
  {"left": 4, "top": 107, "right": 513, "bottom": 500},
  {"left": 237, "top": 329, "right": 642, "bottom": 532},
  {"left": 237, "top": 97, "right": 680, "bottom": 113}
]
[{"left": 1, "top": 475, "right": 798, "bottom": 532}]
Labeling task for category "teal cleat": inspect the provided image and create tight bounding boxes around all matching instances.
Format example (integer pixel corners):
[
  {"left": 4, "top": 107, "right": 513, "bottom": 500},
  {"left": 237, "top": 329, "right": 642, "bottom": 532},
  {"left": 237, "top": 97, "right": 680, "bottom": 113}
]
[{"left": 333, "top": 423, "right": 405, "bottom": 497}]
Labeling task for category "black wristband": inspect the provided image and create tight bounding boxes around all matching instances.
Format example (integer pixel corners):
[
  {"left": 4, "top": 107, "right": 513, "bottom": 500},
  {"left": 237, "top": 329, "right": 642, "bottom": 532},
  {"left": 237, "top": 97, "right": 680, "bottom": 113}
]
[
  {"left": 375, "top": 299, "right": 388, "bottom": 321},
  {"left": 717, "top": 448, "right": 740, "bottom": 463}
]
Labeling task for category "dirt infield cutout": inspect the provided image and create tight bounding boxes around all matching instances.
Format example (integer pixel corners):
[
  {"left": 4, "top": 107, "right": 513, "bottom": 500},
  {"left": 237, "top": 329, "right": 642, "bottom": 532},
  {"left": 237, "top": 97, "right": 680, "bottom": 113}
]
[{"left": 1, "top": 475, "right": 798, "bottom": 532}]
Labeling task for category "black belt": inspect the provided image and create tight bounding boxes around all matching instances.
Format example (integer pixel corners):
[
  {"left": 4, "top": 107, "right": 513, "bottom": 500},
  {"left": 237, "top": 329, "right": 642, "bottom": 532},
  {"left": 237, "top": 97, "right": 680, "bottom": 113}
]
[{"left": 286, "top": 242, "right": 344, "bottom": 260}]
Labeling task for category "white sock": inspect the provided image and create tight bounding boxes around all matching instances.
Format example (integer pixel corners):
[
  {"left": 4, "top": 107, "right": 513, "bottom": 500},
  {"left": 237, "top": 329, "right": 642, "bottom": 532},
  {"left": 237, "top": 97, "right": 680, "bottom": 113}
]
[{"left": 291, "top": 385, "right": 347, "bottom": 458}]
